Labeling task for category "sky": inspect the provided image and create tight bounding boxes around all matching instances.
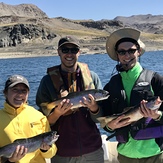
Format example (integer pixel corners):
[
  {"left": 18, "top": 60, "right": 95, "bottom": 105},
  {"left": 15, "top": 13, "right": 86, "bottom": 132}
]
[{"left": 1, "top": 0, "right": 163, "bottom": 21}]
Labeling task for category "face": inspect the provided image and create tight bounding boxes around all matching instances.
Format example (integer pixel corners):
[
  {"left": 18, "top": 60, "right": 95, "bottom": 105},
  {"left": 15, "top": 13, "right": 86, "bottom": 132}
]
[
  {"left": 58, "top": 43, "right": 80, "bottom": 72},
  {"left": 116, "top": 42, "right": 141, "bottom": 70},
  {"left": 4, "top": 83, "right": 29, "bottom": 108}
]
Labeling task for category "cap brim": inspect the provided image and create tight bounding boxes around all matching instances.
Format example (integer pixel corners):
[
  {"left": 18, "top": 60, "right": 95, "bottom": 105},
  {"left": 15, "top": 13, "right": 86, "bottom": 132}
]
[
  {"left": 9, "top": 82, "right": 29, "bottom": 89},
  {"left": 58, "top": 42, "right": 80, "bottom": 49}
]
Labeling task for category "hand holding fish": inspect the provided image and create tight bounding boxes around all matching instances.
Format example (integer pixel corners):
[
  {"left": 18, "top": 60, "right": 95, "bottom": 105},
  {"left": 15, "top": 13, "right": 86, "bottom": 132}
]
[
  {"left": 139, "top": 98, "right": 162, "bottom": 120},
  {"left": 97, "top": 96, "right": 162, "bottom": 128},
  {"left": 48, "top": 99, "right": 73, "bottom": 124},
  {"left": 41, "top": 89, "right": 109, "bottom": 116},
  {"left": 106, "top": 115, "right": 131, "bottom": 130},
  {"left": 54, "top": 99, "right": 73, "bottom": 116},
  {"left": 80, "top": 94, "right": 99, "bottom": 113},
  {"left": 8, "top": 145, "right": 27, "bottom": 162},
  {"left": 40, "top": 142, "right": 51, "bottom": 151}
]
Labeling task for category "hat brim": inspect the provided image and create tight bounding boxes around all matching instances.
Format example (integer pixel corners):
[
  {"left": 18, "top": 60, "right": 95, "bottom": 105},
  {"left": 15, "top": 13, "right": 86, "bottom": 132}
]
[
  {"left": 9, "top": 81, "right": 29, "bottom": 89},
  {"left": 58, "top": 42, "right": 80, "bottom": 49},
  {"left": 106, "top": 28, "right": 146, "bottom": 61}
]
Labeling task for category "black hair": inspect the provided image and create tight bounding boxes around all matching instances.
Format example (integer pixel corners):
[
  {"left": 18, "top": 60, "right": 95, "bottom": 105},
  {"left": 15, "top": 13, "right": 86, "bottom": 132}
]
[{"left": 115, "top": 37, "right": 140, "bottom": 51}]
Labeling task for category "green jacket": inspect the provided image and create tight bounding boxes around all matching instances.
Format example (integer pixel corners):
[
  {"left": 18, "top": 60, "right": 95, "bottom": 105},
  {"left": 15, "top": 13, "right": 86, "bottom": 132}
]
[{"left": 102, "top": 62, "right": 163, "bottom": 158}]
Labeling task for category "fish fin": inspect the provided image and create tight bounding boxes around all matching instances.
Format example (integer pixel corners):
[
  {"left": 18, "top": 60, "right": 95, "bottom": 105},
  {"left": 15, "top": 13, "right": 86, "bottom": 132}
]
[
  {"left": 46, "top": 102, "right": 57, "bottom": 110},
  {"left": 40, "top": 102, "right": 59, "bottom": 116},
  {"left": 42, "top": 108, "right": 52, "bottom": 116},
  {"left": 41, "top": 102, "right": 56, "bottom": 110}
]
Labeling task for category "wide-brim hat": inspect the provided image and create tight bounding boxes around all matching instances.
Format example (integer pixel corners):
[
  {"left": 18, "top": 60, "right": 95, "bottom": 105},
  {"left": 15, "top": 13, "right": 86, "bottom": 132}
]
[
  {"left": 106, "top": 28, "right": 146, "bottom": 61},
  {"left": 58, "top": 35, "right": 80, "bottom": 48}
]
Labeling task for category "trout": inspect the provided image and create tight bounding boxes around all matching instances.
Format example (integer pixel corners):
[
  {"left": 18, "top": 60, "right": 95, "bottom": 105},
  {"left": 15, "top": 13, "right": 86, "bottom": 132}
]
[
  {"left": 0, "top": 131, "right": 59, "bottom": 159},
  {"left": 40, "top": 89, "right": 109, "bottom": 115},
  {"left": 97, "top": 96, "right": 162, "bottom": 128}
]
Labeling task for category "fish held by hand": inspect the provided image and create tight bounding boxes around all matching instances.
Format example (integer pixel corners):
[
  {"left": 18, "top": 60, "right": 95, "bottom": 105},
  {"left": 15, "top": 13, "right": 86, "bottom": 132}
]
[
  {"left": 0, "top": 131, "right": 59, "bottom": 159},
  {"left": 97, "top": 96, "right": 162, "bottom": 128},
  {"left": 40, "top": 89, "right": 109, "bottom": 115}
]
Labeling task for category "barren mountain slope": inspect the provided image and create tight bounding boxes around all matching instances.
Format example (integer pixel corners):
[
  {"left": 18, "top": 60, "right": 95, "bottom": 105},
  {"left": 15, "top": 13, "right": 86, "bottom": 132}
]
[{"left": 0, "top": 3, "right": 163, "bottom": 58}]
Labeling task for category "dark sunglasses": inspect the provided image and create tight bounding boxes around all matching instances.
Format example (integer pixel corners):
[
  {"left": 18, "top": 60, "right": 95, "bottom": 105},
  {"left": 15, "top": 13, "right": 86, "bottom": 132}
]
[
  {"left": 116, "top": 49, "right": 137, "bottom": 56},
  {"left": 61, "top": 47, "right": 79, "bottom": 54}
]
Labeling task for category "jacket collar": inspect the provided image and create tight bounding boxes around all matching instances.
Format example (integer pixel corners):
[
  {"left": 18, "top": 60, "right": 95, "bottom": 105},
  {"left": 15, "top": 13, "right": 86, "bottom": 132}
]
[{"left": 3, "top": 102, "right": 26, "bottom": 115}]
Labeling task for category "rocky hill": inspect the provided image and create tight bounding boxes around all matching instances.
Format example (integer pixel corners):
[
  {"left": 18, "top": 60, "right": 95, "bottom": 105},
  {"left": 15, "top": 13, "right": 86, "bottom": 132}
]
[{"left": 0, "top": 3, "right": 163, "bottom": 58}]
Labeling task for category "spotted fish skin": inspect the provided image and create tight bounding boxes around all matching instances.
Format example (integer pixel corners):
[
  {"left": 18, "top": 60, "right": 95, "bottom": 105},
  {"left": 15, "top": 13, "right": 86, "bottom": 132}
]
[
  {"left": 40, "top": 89, "right": 110, "bottom": 115},
  {"left": 0, "top": 131, "right": 59, "bottom": 158}
]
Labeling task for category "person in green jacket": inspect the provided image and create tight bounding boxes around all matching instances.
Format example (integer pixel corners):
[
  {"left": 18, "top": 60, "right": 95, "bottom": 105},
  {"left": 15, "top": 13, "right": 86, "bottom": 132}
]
[
  {"left": 0, "top": 74, "right": 57, "bottom": 163},
  {"left": 101, "top": 28, "right": 163, "bottom": 163}
]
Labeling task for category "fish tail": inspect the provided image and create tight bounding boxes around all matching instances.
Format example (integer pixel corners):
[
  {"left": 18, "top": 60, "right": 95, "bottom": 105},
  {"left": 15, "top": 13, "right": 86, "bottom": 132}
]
[
  {"left": 46, "top": 102, "right": 56, "bottom": 110},
  {"left": 40, "top": 102, "right": 55, "bottom": 116},
  {"left": 40, "top": 102, "right": 56, "bottom": 110},
  {"left": 97, "top": 117, "right": 107, "bottom": 128}
]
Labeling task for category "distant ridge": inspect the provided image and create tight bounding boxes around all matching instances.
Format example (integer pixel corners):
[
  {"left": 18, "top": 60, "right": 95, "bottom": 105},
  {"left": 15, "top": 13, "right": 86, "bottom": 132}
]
[
  {"left": 0, "top": 2, "right": 48, "bottom": 18},
  {"left": 0, "top": 2, "right": 163, "bottom": 57}
]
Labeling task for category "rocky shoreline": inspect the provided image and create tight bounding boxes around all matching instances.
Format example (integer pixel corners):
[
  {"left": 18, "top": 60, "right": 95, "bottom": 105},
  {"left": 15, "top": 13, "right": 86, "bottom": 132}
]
[{"left": 0, "top": 43, "right": 163, "bottom": 59}]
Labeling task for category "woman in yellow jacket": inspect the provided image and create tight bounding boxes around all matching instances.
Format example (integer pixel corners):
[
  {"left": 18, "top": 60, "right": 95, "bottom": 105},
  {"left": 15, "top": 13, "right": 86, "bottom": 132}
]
[{"left": 0, "top": 74, "right": 57, "bottom": 163}]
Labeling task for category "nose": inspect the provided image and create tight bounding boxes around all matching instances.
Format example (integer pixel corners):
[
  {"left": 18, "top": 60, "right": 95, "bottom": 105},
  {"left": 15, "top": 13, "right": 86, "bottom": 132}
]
[{"left": 124, "top": 52, "right": 130, "bottom": 57}]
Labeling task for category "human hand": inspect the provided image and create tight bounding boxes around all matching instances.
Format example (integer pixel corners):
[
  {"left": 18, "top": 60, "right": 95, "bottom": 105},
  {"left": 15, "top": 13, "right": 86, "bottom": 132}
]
[
  {"left": 54, "top": 99, "right": 73, "bottom": 116},
  {"left": 8, "top": 145, "right": 27, "bottom": 162},
  {"left": 40, "top": 142, "right": 51, "bottom": 151},
  {"left": 80, "top": 94, "right": 99, "bottom": 113},
  {"left": 139, "top": 100, "right": 161, "bottom": 120},
  {"left": 107, "top": 115, "right": 131, "bottom": 130}
]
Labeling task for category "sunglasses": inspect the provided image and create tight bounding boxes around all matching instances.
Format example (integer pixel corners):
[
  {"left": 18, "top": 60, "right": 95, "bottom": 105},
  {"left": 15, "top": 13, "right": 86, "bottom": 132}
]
[
  {"left": 116, "top": 49, "right": 137, "bottom": 56},
  {"left": 61, "top": 47, "right": 79, "bottom": 54}
]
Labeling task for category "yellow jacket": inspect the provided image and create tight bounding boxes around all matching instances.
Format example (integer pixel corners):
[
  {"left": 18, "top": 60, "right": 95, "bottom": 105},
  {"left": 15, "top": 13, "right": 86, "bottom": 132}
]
[{"left": 0, "top": 102, "right": 57, "bottom": 163}]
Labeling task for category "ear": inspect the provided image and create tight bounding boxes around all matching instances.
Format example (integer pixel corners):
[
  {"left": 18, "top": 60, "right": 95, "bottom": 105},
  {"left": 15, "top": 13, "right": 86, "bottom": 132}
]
[
  {"left": 77, "top": 50, "right": 81, "bottom": 56},
  {"left": 137, "top": 49, "right": 142, "bottom": 57},
  {"left": 57, "top": 49, "right": 61, "bottom": 56},
  {"left": 3, "top": 90, "right": 7, "bottom": 98}
]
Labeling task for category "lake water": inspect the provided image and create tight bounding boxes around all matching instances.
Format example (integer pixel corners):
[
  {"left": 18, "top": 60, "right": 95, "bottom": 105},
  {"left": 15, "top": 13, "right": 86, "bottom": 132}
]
[{"left": 0, "top": 51, "right": 163, "bottom": 138}]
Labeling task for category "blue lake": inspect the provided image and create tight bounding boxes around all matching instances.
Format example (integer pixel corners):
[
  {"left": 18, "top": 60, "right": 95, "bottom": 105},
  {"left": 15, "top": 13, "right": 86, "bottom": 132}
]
[{"left": 0, "top": 51, "right": 163, "bottom": 138}]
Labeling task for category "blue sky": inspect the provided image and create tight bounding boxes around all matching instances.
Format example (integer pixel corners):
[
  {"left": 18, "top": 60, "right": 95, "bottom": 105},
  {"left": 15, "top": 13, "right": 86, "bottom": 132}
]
[{"left": 1, "top": 0, "right": 163, "bottom": 20}]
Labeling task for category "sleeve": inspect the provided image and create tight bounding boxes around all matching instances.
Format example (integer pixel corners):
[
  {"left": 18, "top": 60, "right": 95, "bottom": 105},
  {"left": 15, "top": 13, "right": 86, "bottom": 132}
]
[
  {"left": 89, "top": 71, "right": 105, "bottom": 122},
  {"left": 90, "top": 71, "right": 102, "bottom": 89},
  {"left": 90, "top": 106, "right": 104, "bottom": 123},
  {"left": 36, "top": 75, "right": 58, "bottom": 115},
  {"left": 36, "top": 75, "right": 54, "bottom": 107},
  {"left": 40, "top": 143, "right": 57, "bottom": 159}
]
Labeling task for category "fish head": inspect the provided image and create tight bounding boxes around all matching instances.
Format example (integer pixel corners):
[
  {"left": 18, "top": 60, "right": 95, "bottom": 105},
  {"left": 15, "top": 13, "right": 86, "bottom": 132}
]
[
  {"left": 43, "top": 131, "right": 59, "bottom": 145},
  {"left": 146, "top": 96, "right": 162, "bottom": 110},
  {"left": 93, "top": 89, "right": 109, "bottom": 101}
]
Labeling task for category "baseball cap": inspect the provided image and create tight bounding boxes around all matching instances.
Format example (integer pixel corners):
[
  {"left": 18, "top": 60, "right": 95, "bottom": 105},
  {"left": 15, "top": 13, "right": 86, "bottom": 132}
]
[
  {"left": 58, "top": 35, "right": 80, "bottom": 48},
  {"left": 5, "top": 75, "right": 30, "bottom": 90}
]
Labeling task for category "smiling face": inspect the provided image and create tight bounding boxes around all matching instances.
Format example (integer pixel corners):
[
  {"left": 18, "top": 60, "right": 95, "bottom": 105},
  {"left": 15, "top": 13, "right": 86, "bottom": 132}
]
[
  {"left": 4, "top": 83, "right": 29, "bottom": 108},
  {"left": 116, "top": 42, "right": 141, "bottom": 70},
  {"left": 58, "top": 43, "right": 80, "bottom": 72}
]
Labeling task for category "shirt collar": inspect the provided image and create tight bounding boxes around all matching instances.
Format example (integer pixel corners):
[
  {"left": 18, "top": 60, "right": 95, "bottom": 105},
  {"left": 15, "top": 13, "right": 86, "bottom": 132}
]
[{"left": 3, "top": 102, "right": 26, "bottom": 115}]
